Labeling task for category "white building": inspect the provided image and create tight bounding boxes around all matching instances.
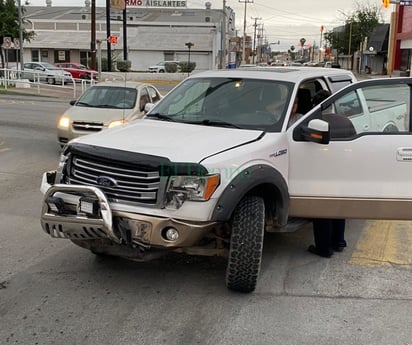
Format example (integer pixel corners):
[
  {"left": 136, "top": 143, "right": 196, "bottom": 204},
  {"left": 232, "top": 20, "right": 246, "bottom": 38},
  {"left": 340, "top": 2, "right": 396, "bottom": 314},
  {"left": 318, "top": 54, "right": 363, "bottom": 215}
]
[{"left": 13, "top": 0, "right": 236, "bottom": 71}]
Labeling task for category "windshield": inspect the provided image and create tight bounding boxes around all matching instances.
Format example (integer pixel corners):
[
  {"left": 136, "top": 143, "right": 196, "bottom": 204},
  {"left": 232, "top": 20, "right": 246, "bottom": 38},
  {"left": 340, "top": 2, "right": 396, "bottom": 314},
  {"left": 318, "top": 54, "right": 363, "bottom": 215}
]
[
  {"left": 75, "top": 86, "right": 137, "bottom": 109},
  {"left": 148, "top": 77, "right": 293, "bottom": 132}
]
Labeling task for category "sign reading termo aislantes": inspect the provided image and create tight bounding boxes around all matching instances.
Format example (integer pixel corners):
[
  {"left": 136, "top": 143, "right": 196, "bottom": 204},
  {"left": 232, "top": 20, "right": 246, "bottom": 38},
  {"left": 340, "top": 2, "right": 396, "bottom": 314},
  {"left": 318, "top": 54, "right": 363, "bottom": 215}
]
[{"left": 126, "top": 0, "right": 187, "bottom": 7}]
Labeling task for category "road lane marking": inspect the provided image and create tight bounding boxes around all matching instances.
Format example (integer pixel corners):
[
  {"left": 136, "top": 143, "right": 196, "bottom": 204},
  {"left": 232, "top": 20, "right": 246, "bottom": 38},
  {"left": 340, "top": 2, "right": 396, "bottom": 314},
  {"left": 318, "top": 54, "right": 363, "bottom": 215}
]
[
  {"left": 349, "top": 220, "right": 412, "bottom": 267},
  {"left": 0, "top": 99, "right": 36, "bottom": 105},
  {"left": 0, "top": 141, "right": 10, "bottom": 153}
]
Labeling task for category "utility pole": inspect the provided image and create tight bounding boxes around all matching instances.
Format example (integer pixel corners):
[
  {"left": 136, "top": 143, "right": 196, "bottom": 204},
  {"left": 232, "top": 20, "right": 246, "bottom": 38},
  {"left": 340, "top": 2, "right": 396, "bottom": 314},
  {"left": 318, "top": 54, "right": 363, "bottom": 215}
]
[
  {"left": 90, "top": 0, "right": 96, "bottom": 70},
  {"left": 257, "top": 23, "right": 263, "bottom": 62},
  {"left": 123, "top": 5, "right": 127, "bottom": 60},
  {"left": 106, "top": 0, "right": 112, "bottom": 71},
  {"left": 17, "top": 0, "right": 24, "bottom": 71},
  {"left": 220, "top": 0, "right": 226, "bottom": 69},
  {"left": 238, "top": 0, "right": 253, "bottom": 65},
  {"left": 251, "top": 16, "right": 261, "bottom": 64}
]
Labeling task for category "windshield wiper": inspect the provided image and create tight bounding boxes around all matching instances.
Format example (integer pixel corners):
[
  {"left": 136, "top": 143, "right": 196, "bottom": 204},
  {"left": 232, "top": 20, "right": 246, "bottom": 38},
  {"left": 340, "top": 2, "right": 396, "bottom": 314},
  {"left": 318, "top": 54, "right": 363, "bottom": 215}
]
[
  {"left": 198, "top": 119, "right": 241, "bottom": 129},
  {"left": 75, "top": 101, "right": 93, "bottom": 107},
  {"left": 94, "top": 104, "right": 121, "bottom": 109},
  {"left": 146, "top": 113, "right": 176, "bottom": 122}
]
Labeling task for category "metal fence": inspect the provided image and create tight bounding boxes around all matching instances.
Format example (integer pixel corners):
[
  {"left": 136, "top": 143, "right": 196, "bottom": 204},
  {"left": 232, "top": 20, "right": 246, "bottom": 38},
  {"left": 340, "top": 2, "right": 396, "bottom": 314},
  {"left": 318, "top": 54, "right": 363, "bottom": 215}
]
[{"left": 0, "top": 68, "right": 96, "bottom": 99}]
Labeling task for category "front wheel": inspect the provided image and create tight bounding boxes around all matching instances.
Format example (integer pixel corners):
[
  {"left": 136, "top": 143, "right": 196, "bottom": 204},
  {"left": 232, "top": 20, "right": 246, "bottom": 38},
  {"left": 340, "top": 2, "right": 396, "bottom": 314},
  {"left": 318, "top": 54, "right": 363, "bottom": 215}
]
[
  {"left": 47, "top": 76, "right": 55, "bottom": 84},
  {"left": 225, "top": 195, "right": 265, "bottom": 293}
]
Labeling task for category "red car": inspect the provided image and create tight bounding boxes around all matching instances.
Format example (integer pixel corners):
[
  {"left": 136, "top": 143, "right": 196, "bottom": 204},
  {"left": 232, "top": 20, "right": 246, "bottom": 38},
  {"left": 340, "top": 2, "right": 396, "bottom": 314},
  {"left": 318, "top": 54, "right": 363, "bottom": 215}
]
[{"left": 54, "top": 62, "right": 97, "bottom": 80}]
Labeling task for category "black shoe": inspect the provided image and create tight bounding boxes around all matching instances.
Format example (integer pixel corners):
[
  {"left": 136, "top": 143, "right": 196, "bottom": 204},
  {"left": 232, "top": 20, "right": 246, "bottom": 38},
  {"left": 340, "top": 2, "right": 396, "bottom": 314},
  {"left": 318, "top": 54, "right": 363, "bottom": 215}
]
[
  {"left": 332, "top": 242, "right": 347, "bottom": 252},
  {"left": 308, "top": 245, "right": 333, "bottom": 258}
]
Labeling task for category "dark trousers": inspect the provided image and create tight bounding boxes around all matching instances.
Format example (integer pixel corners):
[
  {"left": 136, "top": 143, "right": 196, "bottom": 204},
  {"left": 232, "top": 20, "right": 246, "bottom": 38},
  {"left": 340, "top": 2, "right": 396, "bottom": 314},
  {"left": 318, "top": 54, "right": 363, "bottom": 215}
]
[{"left": 312, "top": 219, "right": 346, "bottom": 256}]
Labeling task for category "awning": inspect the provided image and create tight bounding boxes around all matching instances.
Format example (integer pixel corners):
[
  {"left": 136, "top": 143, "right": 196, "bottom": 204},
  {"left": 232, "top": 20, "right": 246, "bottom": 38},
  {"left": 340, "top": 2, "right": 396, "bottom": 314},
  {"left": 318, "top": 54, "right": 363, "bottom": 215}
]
[{"left": 365, "top": 24, "right": 389, "bottom": 54}]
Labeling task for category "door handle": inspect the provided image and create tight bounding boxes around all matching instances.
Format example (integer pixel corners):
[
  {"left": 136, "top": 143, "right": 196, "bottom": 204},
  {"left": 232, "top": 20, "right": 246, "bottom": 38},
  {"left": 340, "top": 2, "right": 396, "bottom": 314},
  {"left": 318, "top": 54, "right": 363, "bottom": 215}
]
[{"left": 397, "top": 147, "right": 412, "bottom": 161}]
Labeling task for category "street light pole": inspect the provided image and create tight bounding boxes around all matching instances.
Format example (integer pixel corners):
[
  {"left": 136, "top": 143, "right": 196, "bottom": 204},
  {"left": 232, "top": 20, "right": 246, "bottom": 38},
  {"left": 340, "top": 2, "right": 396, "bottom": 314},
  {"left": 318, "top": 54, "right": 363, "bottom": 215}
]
[
  {"left": 185, "top": 42, "right": 194, "bottom": 77},
  {"left": 238, "top": 0, "right": 253, "bottom": 65}
]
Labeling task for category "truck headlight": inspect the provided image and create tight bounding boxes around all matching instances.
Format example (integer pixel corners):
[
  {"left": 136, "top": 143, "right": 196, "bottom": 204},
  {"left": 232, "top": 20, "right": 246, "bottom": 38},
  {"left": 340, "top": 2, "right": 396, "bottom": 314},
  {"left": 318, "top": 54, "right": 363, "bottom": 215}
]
[
  {"left": 56, "top": 151, "right": 70, "bottom": 183},
  {"left": 165, "top": 174, "right": 220, "bottom": 209}
]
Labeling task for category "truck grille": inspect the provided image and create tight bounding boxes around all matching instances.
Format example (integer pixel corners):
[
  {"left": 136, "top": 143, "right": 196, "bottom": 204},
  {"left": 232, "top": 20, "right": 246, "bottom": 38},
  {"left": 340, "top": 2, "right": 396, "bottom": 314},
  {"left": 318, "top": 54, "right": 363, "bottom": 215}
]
[
  {"left": 67, "top": 155, "right": 161, "bottom": 205},
  {"left": 72, "top": 121, "right": 104, "bottom": 132}
]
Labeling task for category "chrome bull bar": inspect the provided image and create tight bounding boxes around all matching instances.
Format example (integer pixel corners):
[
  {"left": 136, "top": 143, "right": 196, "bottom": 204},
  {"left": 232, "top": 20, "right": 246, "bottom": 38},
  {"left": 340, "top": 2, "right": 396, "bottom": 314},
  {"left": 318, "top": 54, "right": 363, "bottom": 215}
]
[{"left": 40, "top": 184, "right": 121, "bottom": 243}]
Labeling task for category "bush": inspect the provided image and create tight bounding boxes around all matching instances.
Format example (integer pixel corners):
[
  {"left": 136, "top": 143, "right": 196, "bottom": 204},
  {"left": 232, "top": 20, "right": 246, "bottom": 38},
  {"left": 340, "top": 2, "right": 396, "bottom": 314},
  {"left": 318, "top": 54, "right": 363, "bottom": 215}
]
[
  {"left": 165, "top": 62, "right": 178, "bottom": 73},
  {"left": 89, "top": 57, "right": 118, "bottom": 72},
  {"left": 117, "top": 60, "right": 131, "bottom": 72},
  {"left": 179, "top": 62, "right": 196, "bottom": 73}
]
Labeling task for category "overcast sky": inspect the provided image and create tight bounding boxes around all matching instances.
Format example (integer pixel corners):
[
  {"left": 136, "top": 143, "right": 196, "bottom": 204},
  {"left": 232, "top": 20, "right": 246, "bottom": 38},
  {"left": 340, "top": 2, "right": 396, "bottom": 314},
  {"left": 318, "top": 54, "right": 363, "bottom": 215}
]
[{"left": 26, "top": 0, "right": 391, "bottom": 50}]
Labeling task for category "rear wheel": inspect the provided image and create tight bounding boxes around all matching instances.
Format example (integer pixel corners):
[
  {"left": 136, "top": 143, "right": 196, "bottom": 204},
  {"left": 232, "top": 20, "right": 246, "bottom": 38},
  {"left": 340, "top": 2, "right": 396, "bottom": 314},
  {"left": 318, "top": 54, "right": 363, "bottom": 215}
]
[
  {"left": 225, "top": 195, "right": 265, "bottom": 293},
  {"left": 47, "top": 76, "right": 55, "bottom": 84}
]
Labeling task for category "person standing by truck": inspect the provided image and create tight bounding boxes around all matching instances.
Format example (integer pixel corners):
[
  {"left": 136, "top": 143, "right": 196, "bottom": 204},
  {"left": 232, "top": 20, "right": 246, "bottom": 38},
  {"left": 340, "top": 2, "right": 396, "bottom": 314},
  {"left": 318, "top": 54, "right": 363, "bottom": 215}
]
[{"left": 307, "top": 89, "right": 347, "bottom": 258}]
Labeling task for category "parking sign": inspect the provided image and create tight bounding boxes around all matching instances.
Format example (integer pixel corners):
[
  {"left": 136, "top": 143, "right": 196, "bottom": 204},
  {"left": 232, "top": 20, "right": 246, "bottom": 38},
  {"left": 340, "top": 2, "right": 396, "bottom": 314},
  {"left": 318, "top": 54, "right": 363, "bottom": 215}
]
[{"left": 13, "top": 38, "right": 20, "bottom": 49}]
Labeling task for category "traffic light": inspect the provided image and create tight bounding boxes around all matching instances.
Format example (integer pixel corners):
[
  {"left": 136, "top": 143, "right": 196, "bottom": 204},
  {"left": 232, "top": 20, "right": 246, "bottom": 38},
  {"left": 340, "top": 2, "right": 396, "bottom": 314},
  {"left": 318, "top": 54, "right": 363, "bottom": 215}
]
[
  {"left": 108, "top": 36, "right": 118, "bottom": 44},
  {"left": 382, "top": 0, "right": 390, "bottom": 8}
]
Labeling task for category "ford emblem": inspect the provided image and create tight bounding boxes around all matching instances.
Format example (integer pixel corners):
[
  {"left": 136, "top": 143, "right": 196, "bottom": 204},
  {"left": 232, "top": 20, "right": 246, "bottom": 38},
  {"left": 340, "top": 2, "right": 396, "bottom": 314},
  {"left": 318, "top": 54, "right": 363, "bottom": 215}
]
[{"left": 96, "top": 176, "right": 118, "bottom": 187}]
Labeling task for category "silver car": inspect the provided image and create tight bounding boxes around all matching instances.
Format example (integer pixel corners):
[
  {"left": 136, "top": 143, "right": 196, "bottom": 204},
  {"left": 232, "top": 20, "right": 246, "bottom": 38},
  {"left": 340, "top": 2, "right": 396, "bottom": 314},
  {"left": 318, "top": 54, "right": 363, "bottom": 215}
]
[
  {"left": 57, "top": 81, "right": 162, "bottom": 147},
  {"left": 21, "top": 61, "right": 73, "bottom": 84}
]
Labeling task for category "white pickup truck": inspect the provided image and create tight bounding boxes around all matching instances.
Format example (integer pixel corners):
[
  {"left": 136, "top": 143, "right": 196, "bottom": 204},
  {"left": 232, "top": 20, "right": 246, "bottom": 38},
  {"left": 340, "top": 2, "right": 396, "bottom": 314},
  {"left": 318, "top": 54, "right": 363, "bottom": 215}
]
[{"left": 39, "top": 67, "right": 412, "bottom": 293}]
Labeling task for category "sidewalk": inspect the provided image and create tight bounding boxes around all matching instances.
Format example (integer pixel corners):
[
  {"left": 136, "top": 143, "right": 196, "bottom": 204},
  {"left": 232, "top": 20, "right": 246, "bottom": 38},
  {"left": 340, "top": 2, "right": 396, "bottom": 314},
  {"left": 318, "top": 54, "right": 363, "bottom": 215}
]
[{"left": 1, "top": 85, "right": 76, "bottom": 100}]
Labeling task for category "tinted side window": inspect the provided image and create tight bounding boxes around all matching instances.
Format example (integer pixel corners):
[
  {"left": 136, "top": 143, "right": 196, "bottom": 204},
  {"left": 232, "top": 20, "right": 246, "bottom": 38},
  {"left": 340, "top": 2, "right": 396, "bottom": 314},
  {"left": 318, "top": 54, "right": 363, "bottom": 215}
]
[
  {"left": 322, "top": 83, "right": 410, "bottom": 139},
  {"left": 327, "top": 74, "right": 354, "bottom": 93},
  {"left": 147, "top": 86, "right": 160, "bottom": 103}
]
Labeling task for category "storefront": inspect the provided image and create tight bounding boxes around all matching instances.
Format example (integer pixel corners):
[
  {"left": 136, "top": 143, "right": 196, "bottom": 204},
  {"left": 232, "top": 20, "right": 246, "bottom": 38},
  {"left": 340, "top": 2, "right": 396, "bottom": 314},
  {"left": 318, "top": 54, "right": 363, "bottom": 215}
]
[
  {"left": 14, "top": 1, "right": 236, "bottom": 71},
  {"left": 393, "top": 5, "right": 412, "bottom": 76}
]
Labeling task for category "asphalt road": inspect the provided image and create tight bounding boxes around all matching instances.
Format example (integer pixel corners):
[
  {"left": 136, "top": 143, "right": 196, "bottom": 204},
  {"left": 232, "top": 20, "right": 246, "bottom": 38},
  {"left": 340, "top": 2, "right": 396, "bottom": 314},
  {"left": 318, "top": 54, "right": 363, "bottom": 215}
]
[{"left": 0, "top": 95, "right": 412, "bottom": 345}]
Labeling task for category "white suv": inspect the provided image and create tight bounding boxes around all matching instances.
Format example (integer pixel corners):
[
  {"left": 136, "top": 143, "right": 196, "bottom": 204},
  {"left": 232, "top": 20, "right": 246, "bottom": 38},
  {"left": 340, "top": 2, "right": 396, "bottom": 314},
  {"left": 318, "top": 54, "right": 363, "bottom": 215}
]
[
  {"left": 148, "top": 61, "right": 180, "bottom": 73},
  {"left": 39, "top": 67, "right": 412, "bottom": 293}
]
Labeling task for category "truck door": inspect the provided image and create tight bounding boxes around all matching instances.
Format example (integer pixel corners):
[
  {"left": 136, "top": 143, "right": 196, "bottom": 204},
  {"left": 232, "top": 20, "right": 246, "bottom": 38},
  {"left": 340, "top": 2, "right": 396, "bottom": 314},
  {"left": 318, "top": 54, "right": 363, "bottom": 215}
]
[{"left": 287, "top": 78, "right": 412, "bottom": 220}]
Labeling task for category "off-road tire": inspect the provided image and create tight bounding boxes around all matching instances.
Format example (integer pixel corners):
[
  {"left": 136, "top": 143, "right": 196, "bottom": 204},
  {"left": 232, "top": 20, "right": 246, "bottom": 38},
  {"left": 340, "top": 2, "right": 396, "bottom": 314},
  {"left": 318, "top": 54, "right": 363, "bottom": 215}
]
[{"left": 225, "top": 195, "right": 265, "bottom": 293}]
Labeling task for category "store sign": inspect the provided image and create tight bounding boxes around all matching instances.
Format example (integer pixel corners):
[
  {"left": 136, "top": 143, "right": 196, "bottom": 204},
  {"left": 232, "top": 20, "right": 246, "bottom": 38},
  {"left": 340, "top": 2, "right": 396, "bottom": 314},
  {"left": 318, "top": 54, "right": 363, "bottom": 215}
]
[
  {"left": 58, "top": 50, "right": 66, "bottom": 61},
  {"left": 111, "top": 0, "right": 126, "bottom": 9},
  {"left": 125, "top": 0, "right": 187, "bottom": 7}
]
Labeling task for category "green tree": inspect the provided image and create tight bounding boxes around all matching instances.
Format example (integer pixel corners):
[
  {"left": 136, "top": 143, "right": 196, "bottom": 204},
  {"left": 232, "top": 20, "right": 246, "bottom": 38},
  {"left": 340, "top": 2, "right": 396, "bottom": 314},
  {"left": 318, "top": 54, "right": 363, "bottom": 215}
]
[
  {"left": 0, "top": 0, "right": 35, "bottom": 68},
  {"left": 324, "top": 1, "right": 382, "bottom": 55}
]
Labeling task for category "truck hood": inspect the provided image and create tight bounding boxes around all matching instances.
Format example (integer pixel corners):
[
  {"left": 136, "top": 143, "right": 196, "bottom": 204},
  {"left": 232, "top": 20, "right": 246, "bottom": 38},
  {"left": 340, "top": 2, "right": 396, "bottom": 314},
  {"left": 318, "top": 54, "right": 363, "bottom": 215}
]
[{"left": 72, "top": 118, "right": 264, "bottom": 162}]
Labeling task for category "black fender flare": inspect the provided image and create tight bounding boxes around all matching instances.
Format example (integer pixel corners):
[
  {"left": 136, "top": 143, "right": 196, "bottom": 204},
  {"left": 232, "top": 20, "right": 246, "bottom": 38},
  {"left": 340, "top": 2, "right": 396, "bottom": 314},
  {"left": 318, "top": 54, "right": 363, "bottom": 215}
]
[{"left": 211, "top": 164, "right": 289, "bottom": 225}]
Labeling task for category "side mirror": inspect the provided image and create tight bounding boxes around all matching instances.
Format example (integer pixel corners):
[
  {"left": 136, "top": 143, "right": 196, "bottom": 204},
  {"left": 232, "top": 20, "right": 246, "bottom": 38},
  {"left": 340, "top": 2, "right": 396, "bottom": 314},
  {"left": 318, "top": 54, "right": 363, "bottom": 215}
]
[
  {"left": 144, "top": 103, "right": 155, "bottom": 113},
  {"left": 69, "top": 100, "right": 76, "bottom": 106},
  {"left": 300, "top": 119, "right": 330, "bottom": 144}
]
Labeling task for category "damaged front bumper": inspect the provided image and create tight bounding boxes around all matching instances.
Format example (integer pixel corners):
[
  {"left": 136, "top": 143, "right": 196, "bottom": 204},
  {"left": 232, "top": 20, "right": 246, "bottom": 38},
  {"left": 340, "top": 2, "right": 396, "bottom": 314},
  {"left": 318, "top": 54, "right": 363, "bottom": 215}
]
[{"left": 40, "top": 171, "right": 218, "bottom": 253}]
